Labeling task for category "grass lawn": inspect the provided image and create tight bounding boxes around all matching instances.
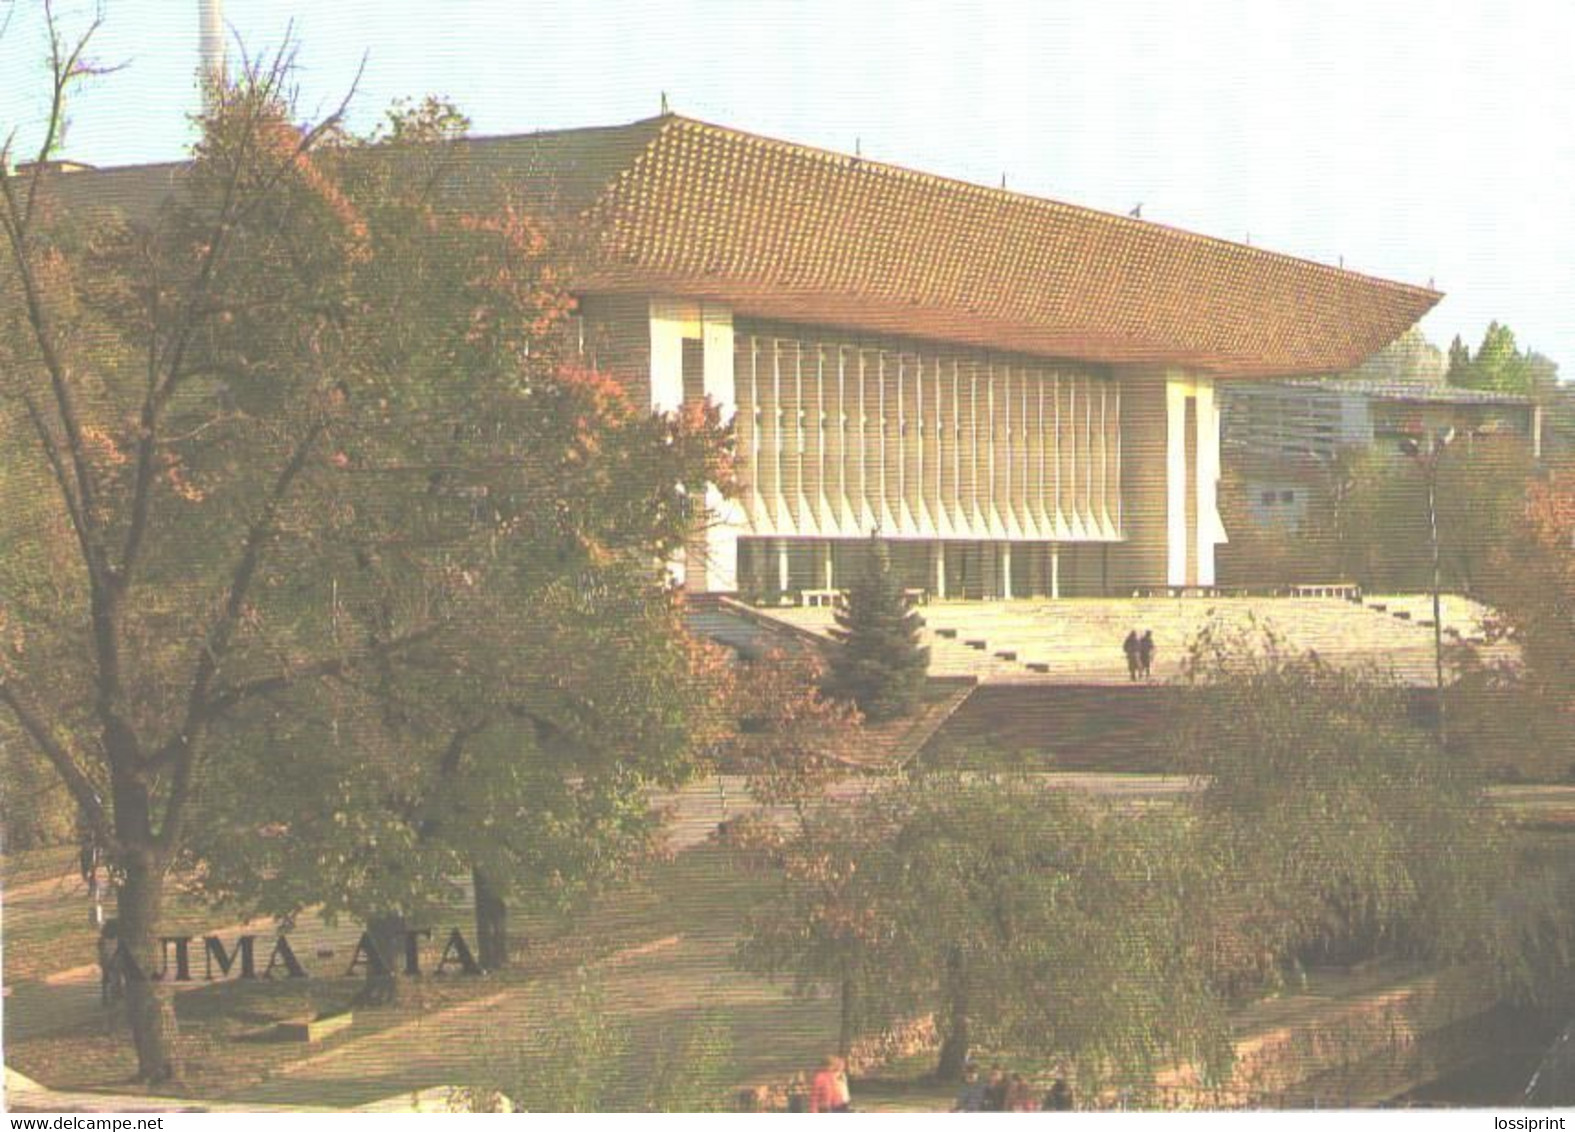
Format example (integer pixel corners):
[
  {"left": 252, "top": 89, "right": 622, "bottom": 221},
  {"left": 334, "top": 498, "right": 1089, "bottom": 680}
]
[
  {"left": 2, "top": 842, "right": 854, "bottom": 1109},
  {"left": 2, "top": 844, "right": 78, "bottom": 891},
  {"left": 1, "top": 862, "right": 220, "bottom": 985}
]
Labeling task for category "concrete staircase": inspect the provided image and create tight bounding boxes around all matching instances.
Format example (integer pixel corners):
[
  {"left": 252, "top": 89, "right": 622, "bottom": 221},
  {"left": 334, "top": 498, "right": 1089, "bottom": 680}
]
[{"left": 758, "top": 595, "right": 1482, "bottom": 686}]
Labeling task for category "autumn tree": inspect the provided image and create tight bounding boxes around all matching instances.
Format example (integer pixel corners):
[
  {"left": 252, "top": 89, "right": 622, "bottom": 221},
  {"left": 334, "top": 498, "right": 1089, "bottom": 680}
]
[
  {"left": 0, "top": 13, "right": 728, "bottom": 1073},
  {"left": 1450, "top": 467, "right": 1575, "bottom": 784},
  {"left": 185, "top": 98, "right": 732, "bottom": 992},
  {"left": 726, "top": 652, "right": 882, "bottom": 1056},
  {"left": 0, "top": 24, "right": 390, "bottom": 1077}
]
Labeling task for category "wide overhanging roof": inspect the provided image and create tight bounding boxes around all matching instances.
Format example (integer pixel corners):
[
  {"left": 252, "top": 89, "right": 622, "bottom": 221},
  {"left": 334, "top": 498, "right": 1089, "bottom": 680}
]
[
  {"left": 34, "top": 114, "right": 1441, "bottom": 378},
  {"left": 521, "top": 115, "right": 1440, "bottom": 378}
]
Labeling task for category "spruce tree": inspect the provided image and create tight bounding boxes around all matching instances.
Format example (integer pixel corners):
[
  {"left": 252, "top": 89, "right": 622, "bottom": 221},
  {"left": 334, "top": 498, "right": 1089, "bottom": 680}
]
[{"left": 826, "top": 538, "right": 930, "bottom": 722}]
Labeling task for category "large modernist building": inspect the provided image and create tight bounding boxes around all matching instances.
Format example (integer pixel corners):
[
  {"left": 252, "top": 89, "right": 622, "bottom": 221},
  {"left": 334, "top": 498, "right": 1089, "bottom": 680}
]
[
  {"left": 528, "top": 115, "right": 1439, "bottom": 599},
  {"left": 49, "top": 114, "right": 1442, "bottom": 599}
]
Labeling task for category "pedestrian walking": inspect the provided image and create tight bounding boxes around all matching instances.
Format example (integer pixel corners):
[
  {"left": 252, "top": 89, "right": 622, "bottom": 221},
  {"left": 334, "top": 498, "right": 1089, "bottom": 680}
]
[
  {"left": 1043, "top": 1077, "right": 1074, "bottom": 1111},
  {"left": 1123, "top": 630, "right": 1141, "bottom": 682},
  {"left": 1138, "top": 629, "right": 1156, "bottom": 679}
]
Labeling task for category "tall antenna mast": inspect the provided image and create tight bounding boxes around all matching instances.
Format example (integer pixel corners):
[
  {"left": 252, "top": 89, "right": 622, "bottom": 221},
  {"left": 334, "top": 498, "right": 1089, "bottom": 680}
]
[{"left": 199, "top": 0, "right": 227, "bottom": 113}]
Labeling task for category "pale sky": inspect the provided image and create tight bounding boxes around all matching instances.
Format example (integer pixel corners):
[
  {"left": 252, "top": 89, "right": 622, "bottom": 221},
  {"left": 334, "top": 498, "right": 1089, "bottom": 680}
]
[{"left": 3, "top": 0, "right": 1571, "bottom": 373}]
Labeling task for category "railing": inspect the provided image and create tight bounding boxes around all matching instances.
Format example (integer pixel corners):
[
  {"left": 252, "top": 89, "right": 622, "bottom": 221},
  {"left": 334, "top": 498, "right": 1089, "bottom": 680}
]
[{"left": 1128, "top": 583, "right": 1363, "bottom": 602}]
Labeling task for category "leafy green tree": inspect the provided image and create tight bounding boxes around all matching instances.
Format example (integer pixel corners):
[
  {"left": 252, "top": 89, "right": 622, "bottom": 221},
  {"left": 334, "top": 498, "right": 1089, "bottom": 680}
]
[
  {"left": 1345, "top": 325, "right": 1446, "bottom": 385},
  {"left": 741, "top": 772, "right": 1234, "bottom": 1092},
  {"left": 1448, "top": 321, "right": 1547, "bottom": 396},
  {"left": 825, "top": 537, "right": 929, "bottom": 722},
  {"left": 1176, "top": 620, "right": 1508, "bottom": 978},
  {"left": 1323, "top": 436, "right": 1534, "bottom": 593},
  {"left": 1448, "top": 334, "right": 1473, "bottom": 380},
  {"left": 508, "top": 973, "right": 631, "bottom": 1111},
  {"left": 478, "top": 978, "right": 737, "bottom": 1112},
  {"left": 885, "top": 776, "right": 1232, "bottom": 1088}
]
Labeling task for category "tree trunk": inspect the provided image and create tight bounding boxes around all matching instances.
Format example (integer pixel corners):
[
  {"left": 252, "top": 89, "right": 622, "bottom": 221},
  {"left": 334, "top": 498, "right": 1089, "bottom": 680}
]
[
  {"left": 838, "top": 970, "right": 857, "bottom": 1058},
  {"left": 357, "top": 913, "right": 408, "bottom": 1006},
  {"left": 117, "top": 846, "right": 180, "bottom": 1083},
  {"left": 472, "top": 866, "right": 509, "bottom": 971},
  {"left": 934, "top": 947, "right": 971, "bottom": 1082}
]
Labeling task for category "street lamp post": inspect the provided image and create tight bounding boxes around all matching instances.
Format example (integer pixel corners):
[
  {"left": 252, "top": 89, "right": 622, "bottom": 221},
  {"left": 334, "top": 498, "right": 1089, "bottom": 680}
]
[{"left": 1400, "top": 428, "right": 1455, "bottom": 748}]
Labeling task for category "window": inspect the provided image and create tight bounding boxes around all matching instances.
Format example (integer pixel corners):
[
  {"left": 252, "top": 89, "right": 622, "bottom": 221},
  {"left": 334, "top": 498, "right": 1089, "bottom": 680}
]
[
  {"left": 1279, "top": 490, "right": 1295, "bottom": 504},
  {"left": 1261, "top": 491, "right": 1277, "bottom": 506}
]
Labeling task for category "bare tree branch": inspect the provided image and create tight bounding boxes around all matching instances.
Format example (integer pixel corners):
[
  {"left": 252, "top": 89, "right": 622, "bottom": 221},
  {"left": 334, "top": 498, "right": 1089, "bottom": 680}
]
[
  {"left": 9, "top": 386, "right": 91, "bottom": 566},
  {"left": 188, "top": 420, "right": 327, "bottom": 709},
  {"left": 199, "top": 622, "right": 447, "bottom": 720},
  {"left": 0, "top": 677, "right": 114, "bottom": 848},
  {"left": 122, "top": 44, "right": 362, "bottom": 583}
]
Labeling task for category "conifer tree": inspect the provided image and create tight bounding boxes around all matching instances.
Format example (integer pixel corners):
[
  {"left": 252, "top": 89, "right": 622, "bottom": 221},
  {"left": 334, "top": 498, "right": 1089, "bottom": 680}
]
[{"left": 825, "top": 537, "right": 929, "bottom": 722}]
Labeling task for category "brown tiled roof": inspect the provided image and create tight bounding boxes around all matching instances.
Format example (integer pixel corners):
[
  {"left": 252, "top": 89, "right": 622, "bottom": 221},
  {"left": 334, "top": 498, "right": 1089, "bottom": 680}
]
[
  {"left": 569, "top": 116, "right": 1440, "bottom": 378},
  {"left": 32, "top": 114, "right": 1440, "bottom": 378}
]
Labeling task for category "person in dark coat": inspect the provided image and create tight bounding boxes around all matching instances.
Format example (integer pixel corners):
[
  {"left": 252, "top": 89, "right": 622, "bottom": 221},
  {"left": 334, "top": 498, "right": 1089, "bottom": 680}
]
[
  {"left": 983, "top": 1066, "right": 1009, "bottom": 1112},
  {"left": 97, "top": 917, "right": 124, "bottom": 1020},
  {"left": 1043, "top": 1077, "right": 1074, "bottom": 1111},
  {"left": 1138, "top": 629, "right": 1156, "bottom": 679},
  {"left": 1122, "top": 630, "right": 1141, "bottom": 682},
  {"left": 952, "top": 1067, "right": 987, "bottom": 1112}
]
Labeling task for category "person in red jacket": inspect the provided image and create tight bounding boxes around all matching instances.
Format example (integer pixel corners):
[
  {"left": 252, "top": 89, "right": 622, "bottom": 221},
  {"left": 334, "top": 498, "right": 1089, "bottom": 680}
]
[{"left": 810, "top": 1055, "right": 852, "bottom": 1112}]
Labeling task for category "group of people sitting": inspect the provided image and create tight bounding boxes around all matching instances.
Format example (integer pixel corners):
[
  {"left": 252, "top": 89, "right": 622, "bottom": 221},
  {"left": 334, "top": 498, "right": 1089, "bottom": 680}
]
[
  {"left": 1122, "top": 629, "right": 1157, "bottom": 681},
  {"left": 736, "top": 1056, "right": 853, "bottom": 1113},
  {"left": 737, "top": 1057, "right": 1075, "bottom": 1113},
  {"left": 953, "top": 1065, "right": 1074, "bottom": 1113}
]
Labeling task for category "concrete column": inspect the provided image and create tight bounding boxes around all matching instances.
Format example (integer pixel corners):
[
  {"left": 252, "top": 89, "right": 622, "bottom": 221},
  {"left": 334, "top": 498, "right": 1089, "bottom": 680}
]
[
  {"left": 778, "top": 539, "right": 791, "bottom": 596},
  {"left": 1050, "top": 543, "right": 1061, "bottom": 599},
  {"left": 1001, "top": 543, "right": 1013, "bottom": 599},
  {"left": 702, "top": 304, "right": 741, "bottom": 592},
  {"left": 1166, "top": 377, "right": 1190, "bottom": 588},
  {"left": 933, "top": 542, "right": 947, "bottom": 599},
  {"left": 824, "top": 541, "right": 835, "bottom": 589},
  {"left": 1193, "top": 377, "right": 1223, "bottom": 587},
  {"left": 650, "top": 298, "right": 742, "bottom": 593},
  {"left": 648, "top": 299, "right": 688, "bottom": 415}
]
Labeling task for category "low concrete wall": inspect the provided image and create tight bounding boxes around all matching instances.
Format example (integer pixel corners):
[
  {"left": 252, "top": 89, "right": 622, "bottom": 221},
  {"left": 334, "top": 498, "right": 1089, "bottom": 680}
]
[{"left": 1156, "top": 966, "right": 1498, "bottom": 1109}]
